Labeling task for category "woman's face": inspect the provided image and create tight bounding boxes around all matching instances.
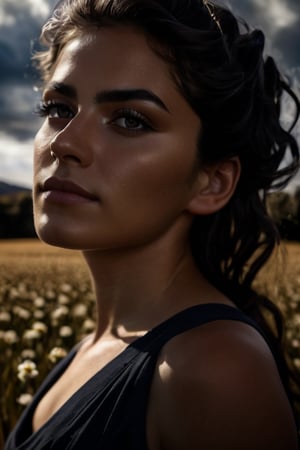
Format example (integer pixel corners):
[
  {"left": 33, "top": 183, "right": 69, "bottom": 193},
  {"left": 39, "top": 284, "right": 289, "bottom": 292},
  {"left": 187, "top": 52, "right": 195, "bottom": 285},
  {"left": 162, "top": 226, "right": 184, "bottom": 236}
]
[{"left": 33, "top": 25, "right": 202, "bottom": 250}]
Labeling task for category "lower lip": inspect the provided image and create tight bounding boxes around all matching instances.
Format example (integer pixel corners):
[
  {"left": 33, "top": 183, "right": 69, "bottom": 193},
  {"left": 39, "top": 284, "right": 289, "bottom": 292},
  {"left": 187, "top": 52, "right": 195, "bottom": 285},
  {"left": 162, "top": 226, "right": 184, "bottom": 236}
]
[{"left": 42, "top": 190, "right": 97, "bottom": 205}]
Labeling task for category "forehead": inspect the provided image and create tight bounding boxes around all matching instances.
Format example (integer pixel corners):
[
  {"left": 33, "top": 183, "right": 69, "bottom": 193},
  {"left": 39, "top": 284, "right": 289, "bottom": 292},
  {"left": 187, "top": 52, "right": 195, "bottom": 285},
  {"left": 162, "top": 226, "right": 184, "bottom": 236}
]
[
  {"left": 51, "top": 25, "right": 174, "bottom": 94},
  {"left": 48, "top": 25, "right": 200, "bottom": 128}
]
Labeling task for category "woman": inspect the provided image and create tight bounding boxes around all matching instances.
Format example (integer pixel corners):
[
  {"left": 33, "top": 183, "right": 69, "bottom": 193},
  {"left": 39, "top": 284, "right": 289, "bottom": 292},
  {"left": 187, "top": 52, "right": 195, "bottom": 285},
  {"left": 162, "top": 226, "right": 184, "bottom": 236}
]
[{"left": 5, "top": 0, "right": 300, "bottom": 448}]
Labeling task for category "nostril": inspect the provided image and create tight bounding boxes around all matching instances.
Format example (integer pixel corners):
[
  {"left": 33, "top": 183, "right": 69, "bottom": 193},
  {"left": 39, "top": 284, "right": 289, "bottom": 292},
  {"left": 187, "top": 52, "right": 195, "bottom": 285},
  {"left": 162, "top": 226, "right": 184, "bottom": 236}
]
[{"left": 63, "top": 154, "right": 82, "bottom": 164}]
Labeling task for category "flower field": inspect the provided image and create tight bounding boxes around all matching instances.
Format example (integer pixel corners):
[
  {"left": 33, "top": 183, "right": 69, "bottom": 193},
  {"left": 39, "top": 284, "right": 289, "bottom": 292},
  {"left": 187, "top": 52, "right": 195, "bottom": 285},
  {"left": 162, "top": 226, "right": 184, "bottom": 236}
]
[
  {"left": 0, "top": 239, "right": 95, "bottom": 446},
  {"left": 1, "top": 238, "right": 300, "bottom": 445}
]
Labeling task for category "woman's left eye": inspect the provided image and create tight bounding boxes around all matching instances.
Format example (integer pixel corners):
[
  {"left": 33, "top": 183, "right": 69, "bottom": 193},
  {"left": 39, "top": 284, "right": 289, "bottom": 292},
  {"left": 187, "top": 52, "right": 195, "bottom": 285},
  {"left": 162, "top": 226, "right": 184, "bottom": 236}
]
[{"left": 110, "top": 109, "right": 153, "bottom": 132}]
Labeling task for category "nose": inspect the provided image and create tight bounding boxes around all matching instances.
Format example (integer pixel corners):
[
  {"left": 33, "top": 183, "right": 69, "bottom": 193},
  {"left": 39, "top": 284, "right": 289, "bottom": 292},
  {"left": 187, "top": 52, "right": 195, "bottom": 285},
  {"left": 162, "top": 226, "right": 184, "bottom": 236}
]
[{"left": 49, "top": 115, "right": 93, "bottom": 167}]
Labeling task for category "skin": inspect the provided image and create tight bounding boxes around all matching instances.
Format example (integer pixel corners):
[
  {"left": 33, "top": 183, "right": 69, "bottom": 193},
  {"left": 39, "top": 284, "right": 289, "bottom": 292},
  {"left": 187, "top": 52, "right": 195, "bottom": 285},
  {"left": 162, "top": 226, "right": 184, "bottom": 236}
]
[{"left": 32, "top": 25, "right": 298, "bottom": 449}]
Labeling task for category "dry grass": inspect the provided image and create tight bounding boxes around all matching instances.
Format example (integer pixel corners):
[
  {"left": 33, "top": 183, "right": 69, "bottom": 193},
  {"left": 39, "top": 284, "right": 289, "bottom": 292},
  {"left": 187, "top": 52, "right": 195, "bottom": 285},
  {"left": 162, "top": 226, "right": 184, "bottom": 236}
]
[{"left": 0, "top": 239, "right": 300, "bottom": 445}]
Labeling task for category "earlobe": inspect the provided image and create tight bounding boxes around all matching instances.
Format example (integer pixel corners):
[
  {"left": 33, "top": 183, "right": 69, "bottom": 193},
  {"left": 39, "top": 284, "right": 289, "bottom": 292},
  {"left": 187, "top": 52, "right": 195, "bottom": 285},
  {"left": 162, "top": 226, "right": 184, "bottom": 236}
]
[{"left": 187, "top": 157, "right": 241, "bottom": 215}]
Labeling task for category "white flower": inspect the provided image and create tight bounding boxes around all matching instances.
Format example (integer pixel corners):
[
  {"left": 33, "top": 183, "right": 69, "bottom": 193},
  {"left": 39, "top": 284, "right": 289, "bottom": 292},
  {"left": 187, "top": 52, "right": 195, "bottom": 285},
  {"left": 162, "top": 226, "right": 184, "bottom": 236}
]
[
  {"left": 17, "top": 393, "right": 33, "bottom": 406},
  {"left": 48, "top": 347, "right": 67, "bottom": 363},
  {"left": 51, "top": 306, "right": 69, "bottom": 320},
  {"left": 17, "top": 360, "right": 39, "bottom": 382},
  {"left": 82, "top": 318, "right": 96, "bottom": 333},
  {"left": 72, "top": 303, "right": 88, "bottom": 318},
  {"left": 60, "top": 283, "right": 72, "bottom": 293},
  {"left": 9, "top": 288, "right": 19, "bottom": 299},
  {"left": 294, "top": 358, "right": 300, "bottom": 370},
  {"left": 23, "top": 329, "right": 41, "bottom": 340},
  {"left": 59, "top": 326, "right": 73, "bottom": 337},
  {"left": 12, "top": 306, "right": 31, "bottom": 320},
  {"left": 34, "top": 297, "right": 46, "bottom": 308},
  {"left": 0, "top": 311, "right": 11, "bottom": 322},
  {"left": 4, "top": 330, "right": 19, "bottom": 344},
  {"left": 32, "top": 321, "right": 48, "bottom": 334},
  {"left": 33, "top": 310, "right": 45, "bottom": 319},
  {"left": 57, "top": 294, "right": 71, "bottom": 305}
]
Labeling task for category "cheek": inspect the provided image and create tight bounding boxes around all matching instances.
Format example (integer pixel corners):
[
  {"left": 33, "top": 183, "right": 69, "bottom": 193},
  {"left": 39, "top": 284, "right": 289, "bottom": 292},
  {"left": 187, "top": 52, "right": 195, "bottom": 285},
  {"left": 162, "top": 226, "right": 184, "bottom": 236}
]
[
  {"left": 131, "top": 139, "right": 197, "bottom": 200},
  {"left": 103, "top": 137, "right": 197, "bottom": 216},
  {"left": 33, "top": 128, "right": 52, "bottom": 226},
  {"left": 106, "top": 152, "right": 196, "bottom": 246}
]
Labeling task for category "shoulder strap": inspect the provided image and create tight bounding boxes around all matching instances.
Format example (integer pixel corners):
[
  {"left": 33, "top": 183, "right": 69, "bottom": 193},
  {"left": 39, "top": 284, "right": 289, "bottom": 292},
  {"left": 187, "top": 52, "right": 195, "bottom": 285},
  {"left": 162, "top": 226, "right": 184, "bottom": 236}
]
[{"left": 135, "top": 303, "right": 267, "bottom": 352}]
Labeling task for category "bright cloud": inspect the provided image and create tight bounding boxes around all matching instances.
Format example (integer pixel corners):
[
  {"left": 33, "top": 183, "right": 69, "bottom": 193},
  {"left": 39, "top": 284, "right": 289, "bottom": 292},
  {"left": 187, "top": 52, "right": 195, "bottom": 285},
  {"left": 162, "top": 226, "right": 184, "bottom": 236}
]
[
  {"left": 252, "top": 0, "right": 298, "bottom": 29},
  {"left": 0, "top": 133, "right": 33, "bottom": 188},
  {"left": 0, "top": 12, "right": 16, "bottom": 26},
  {"left": 26, "top": 0, "right": 51, "bottom": 19},
  {"left": 0, "top": 0, "right": 51, "bottom": 23}
]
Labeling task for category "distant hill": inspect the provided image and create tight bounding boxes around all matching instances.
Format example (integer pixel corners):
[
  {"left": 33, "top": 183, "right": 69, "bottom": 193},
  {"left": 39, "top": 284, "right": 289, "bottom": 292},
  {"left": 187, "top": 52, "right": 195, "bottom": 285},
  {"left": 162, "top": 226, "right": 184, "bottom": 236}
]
[
  {"left": 0, "top": 181, "right": 35, "bottom": 238},
  {"left": 0, "top": 181, "right": 31, "bottom": 196}
]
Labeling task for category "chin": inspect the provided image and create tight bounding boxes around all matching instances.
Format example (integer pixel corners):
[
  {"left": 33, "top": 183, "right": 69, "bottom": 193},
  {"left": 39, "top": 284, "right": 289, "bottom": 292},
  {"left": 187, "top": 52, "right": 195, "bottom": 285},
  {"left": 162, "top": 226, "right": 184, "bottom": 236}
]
[
  {"left": 36, "top": 231, "right": 78, "bottom": 250},
  {"left": 34, "top": 223, "right": 81, "bottom": 250},
  {"left": 35, "top": 223, "right": 108, "bottom": 251},
  {"left": 34, "top": 213, "right": 88, "bottom": 250}
]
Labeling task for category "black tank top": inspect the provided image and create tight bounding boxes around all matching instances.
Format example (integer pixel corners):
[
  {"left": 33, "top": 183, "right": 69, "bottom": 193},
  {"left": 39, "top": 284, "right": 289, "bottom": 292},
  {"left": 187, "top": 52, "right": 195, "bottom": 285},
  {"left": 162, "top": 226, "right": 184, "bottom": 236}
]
[{"left": 5, "top": 303, "right": 271, "bottom": 450}]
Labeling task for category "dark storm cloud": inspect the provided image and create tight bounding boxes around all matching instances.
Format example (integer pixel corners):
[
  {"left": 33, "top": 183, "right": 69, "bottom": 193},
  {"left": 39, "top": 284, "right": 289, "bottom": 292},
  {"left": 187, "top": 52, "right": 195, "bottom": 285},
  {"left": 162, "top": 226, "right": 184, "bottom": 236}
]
[
  {"left": 0, "top": 41, "right": 19, "bottom": 80},
  {"left": 0, "top": 80, "right": 40, "bottom": 141},
  {"left": 228, "top": 0, "right": 300, "bottom": 71},
  {"left": 0, "top": 0, "right": 54, "bottom": 141},
  {"left": 274, "top": 21, "right": 300, "bottom": 68},
  {"left": 0, "top": 82, "right": 41, "bottom": 140},
  {"left": 0, "top": 10, "right": 42, "bottom": 85}
]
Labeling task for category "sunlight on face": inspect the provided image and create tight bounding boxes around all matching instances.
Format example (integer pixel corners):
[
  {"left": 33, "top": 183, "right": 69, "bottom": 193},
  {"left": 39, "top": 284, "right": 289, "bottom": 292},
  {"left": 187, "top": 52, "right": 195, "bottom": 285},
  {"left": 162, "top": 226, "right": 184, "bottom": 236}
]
[{"left": 33, "top": 26, "right": 202, "bottom": 251}]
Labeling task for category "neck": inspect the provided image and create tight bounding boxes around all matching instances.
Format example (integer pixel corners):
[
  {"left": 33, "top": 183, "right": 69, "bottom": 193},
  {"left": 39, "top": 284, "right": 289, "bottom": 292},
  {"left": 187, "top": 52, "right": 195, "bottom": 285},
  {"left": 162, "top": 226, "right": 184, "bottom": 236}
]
[{"left": 82, "top": 229, "right": 216, "bottom": 340}]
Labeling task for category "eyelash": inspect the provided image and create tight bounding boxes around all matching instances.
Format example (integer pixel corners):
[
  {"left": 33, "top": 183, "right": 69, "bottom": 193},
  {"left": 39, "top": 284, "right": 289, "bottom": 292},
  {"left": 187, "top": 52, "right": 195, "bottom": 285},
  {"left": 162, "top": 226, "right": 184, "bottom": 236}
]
[
  {"left": 34, "top": 101, "right": 153, "bottom": 133},
  {"left": 34, "top": 100, "right": 74, "bottom": 119},
  {"left": 110, "top": 108, "right": 153, "bottom": 132}
]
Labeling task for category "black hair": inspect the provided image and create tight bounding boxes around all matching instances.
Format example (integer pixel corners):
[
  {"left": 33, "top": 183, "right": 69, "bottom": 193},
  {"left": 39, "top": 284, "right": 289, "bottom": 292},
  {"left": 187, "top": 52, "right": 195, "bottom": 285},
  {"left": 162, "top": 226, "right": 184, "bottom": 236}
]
[{"left": 34, "top": 0, "right": 300, "bottom": 423}]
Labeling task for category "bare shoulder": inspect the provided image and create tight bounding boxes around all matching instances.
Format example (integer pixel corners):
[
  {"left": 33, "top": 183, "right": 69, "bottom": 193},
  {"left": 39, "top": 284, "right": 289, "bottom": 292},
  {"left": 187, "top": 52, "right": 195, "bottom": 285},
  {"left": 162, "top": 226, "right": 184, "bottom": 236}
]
[{"left": 147, "top": 317, "right": 298, "bottom": 450}]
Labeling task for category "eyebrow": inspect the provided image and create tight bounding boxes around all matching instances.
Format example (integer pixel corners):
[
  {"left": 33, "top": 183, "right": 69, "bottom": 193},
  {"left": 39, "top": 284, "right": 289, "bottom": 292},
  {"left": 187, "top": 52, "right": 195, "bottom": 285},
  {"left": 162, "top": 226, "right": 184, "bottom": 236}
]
[
  {"left": 44, "top": 82, "right": 169, "bottom": 113},
  {"left": 95, "top": 89, "right": 169, "bottom": 112},
  {"left": 44, "top": 82, "right": 77, "bottom": 99}
]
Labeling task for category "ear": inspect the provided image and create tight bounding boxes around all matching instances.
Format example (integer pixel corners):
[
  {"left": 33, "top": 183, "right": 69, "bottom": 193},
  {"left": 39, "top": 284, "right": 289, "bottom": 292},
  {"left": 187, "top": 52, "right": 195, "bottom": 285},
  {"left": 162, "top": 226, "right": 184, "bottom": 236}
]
[{"left": 186, "top": 157, "right": 241, "bottom": 215}]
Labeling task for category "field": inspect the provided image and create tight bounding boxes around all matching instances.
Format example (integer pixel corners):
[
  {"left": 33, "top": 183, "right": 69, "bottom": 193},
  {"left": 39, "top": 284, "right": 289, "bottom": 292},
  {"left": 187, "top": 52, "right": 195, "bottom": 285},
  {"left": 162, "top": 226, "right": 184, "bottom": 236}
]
[
  {"left": 1, "top": 239, "right": 300, "bottom": 445},
  {"left": 0, "top": 239, "right": 95, "bottom": 446}
]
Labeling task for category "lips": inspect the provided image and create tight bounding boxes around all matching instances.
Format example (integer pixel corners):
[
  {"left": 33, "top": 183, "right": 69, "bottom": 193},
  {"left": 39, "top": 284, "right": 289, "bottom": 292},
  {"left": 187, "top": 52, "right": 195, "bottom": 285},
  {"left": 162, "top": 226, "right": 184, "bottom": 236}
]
[{"left": 41, "top": 177, "right": 98, "bottom": 202}]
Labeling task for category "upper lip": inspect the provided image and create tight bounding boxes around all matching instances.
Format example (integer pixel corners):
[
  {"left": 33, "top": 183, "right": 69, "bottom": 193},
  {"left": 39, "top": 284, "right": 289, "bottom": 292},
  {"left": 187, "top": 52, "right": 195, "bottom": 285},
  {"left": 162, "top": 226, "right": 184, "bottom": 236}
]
[{"left": 41, "top": 177, "right": 98, "bottom": 201}]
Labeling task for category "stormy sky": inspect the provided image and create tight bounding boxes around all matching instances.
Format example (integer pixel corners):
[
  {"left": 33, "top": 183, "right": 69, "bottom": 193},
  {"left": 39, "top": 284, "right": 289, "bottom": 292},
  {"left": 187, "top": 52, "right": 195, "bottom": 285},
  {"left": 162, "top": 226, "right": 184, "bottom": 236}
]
[{"left": 0, "top": 0, "right": 299, "bottom": 189}]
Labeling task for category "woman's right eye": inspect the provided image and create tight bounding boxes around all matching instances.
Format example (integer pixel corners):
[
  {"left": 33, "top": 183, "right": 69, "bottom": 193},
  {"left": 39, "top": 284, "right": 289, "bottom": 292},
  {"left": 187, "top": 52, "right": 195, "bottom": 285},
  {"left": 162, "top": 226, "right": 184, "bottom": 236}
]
[{"left": 35, "top": 100, "right": 75, "bottom": 119}]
